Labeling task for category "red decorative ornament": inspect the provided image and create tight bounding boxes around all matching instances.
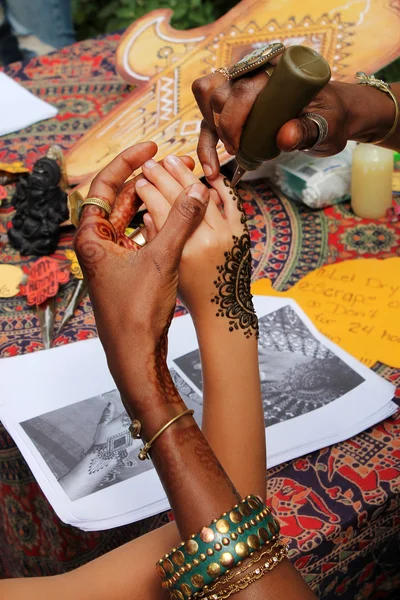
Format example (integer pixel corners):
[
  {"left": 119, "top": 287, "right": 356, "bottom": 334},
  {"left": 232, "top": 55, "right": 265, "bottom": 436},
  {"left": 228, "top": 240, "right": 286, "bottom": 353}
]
[
  {"left": 20, "top": 257, "right": 69, "bottom": 306},
  {"left": 0, "top": 185, "right": 7, "bottom": 201}
]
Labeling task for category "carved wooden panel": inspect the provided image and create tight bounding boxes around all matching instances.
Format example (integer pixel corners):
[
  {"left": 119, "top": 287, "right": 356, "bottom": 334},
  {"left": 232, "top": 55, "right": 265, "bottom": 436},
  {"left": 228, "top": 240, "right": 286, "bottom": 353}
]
[{"left": 65, "top": 0, "right": 400, "bottom": 184}]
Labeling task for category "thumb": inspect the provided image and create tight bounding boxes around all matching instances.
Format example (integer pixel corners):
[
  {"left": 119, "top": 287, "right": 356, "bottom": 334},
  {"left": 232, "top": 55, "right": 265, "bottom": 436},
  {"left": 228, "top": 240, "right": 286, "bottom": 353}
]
[
  {"left": 154, "top": 182, "right": 209, "bottom": 268},
  {"left": 277, "top": 117, "right": 319, "bottom": 152}
]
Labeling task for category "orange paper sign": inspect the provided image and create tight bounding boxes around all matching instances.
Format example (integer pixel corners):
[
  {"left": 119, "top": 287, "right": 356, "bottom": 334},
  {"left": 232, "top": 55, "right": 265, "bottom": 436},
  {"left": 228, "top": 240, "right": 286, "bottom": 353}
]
[
  {"left": 252, "top": 258, "right": 400, "bottom": 368},
  {"left": 20, "top": 257, "right": 69, "bottom": 306}
]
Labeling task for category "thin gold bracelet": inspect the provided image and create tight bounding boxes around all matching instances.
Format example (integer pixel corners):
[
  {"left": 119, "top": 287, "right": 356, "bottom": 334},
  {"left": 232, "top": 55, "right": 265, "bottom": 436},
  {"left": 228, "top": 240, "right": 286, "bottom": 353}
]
[
  {"left": 195, "top": 539, "right": 283, "bottom": 598},
  {"left": 355, "top": 72, "right": 399, "bottom": 145},
  {"left": 201, "top": 540, "right": 288, "bottom": 600},
  {"left": 132, "top": 409, "right": 194, "bottom": 461}
]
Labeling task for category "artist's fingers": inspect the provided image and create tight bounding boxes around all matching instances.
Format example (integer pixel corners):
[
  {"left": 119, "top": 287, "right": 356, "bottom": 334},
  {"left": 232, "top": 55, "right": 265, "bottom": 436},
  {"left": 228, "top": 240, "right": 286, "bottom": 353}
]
[
  {"left": 81, "top": 142, "right": 157, "bottom": 223},
  {"left": 192, "top": 72, "right": 229, "bottom": 178},
  {"left": 196, "top": 119, "right": 220, "bottom": 180},
  {"left": 153, "top": 183, "right": 209, "bottom": 270},
  {"left": 135, "top": 178, "right": 171, "bottom": 231},
  {"left": 208, "top": 175, "right": 244, "bottom": 235},
  {"left": 277, "top": 117, "right": 319, "bottom": 152},
  {"left": 215, "top": 71, "right": 269, "bottom": 155}
]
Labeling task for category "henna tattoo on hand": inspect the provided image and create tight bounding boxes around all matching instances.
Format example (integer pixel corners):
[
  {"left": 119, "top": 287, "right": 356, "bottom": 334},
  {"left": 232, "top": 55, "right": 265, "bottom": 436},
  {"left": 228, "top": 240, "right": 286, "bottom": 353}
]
[
  {"left": 74, "top": 213, "right": 116, "bottom": 278},
  {"left": 88, "top": 431, "right": 132, "bottom": 474},
  {"left": 211, "top": 233, "right": 259, "bottom": 338}
]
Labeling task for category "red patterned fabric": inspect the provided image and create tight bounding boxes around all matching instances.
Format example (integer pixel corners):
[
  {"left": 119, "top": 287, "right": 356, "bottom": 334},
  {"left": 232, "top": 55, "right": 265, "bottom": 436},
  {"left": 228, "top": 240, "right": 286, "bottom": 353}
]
[{"left": 0, "top": 35, "right": 399, "bottom": 598}]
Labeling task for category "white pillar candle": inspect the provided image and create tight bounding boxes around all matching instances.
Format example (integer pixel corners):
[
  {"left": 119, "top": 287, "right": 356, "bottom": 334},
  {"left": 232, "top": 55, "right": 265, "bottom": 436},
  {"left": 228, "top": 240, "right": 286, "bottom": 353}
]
[{"left": 351, "top": 143, "right": 393, "bottom": 219}]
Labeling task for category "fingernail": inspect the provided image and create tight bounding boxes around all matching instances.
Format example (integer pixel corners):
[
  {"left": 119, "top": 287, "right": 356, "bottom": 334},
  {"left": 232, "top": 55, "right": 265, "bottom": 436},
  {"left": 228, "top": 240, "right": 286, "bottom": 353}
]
[
  {"left": 136, "top": 178, "right": 149, "bottom": 188},
  {"left": 188, "top": 183, "right": 209, "bottom": 204},
  {"left": 165, "top": 155, "right": 181, "bottom": 166},
  {"left": 143, "top": 159, "right": 157, "bottom": 169},
  {"left": 203, "top": 163, "right": 213, "bottom": 177}
]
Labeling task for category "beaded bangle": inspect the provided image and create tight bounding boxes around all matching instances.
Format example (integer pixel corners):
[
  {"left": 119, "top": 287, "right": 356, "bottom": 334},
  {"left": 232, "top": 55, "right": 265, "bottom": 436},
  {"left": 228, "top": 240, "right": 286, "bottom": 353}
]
[
  {"left": 202, "top": 539, "right": 288, "bottom": 600},
  {"left": 156, "top": 495, "right": 280, "bottom": 599}
]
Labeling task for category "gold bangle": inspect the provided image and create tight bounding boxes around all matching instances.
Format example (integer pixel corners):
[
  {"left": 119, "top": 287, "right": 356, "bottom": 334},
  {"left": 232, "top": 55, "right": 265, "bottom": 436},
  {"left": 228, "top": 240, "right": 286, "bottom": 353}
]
[
  {"left": 135, "top": 409, "right": 194, "bottom": 461},
  {"left": 195, "top": 540, "right": 283, "bottom": 599},
  {"left": 80, "top": 197, "right": 112, "bottom": 218},
  {"left": 355, "top": 72, "right": 399, "bottom": 145},
  {"left": 201, "top": 539, "right": 288, "bottom": 600}
]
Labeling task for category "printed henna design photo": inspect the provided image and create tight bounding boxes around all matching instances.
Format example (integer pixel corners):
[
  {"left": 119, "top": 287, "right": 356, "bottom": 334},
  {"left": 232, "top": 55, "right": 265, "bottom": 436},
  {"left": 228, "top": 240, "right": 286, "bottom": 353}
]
[{"left": 20, "top": 374, "right": 202, "bottom": 501}]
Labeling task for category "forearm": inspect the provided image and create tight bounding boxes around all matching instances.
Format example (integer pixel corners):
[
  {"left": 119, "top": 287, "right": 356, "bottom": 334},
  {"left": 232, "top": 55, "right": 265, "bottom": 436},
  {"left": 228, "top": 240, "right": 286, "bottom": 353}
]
[
  {"left": 119, "top": 351, "right": 240, "bottom": 539},
  {"left": 194, "top": 314, "right": 266, "bottom": 499},
  {"left": 335, "top": 81, "right": 400, "bottom": 150},
  {"left": 119, "top": 358, "right": 315, "bottom": 600}
]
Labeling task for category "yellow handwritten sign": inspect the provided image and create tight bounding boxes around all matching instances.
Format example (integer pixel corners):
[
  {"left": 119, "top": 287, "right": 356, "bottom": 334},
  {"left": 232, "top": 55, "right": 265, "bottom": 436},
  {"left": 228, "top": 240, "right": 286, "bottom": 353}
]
[
  {"left": 252, "top": 258, "right": 400, "bottom": 368},
  {"left": 0, "top": 265, "right": 25, "bottom": 298}
]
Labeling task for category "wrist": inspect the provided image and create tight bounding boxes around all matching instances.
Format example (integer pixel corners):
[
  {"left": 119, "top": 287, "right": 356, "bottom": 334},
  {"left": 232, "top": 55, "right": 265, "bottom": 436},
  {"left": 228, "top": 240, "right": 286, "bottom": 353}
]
[
  {"left": 333, "top": 81, "right": 395, "bottom": 144},
  {"left": 110, "top": 352, "right": 187, "bottom": 439}
]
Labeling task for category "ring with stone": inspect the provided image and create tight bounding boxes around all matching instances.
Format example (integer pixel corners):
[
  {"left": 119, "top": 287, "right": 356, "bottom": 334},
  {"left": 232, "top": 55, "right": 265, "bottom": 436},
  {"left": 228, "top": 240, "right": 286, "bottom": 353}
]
[{"left": 302, "top": 112, "right": 329, "bottom": 151}]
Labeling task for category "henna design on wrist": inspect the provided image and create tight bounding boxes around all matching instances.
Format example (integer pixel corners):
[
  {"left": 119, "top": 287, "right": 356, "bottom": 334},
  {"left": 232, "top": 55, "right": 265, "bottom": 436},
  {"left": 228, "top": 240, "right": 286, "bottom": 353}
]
[
  {"left": 147, "top": 309, "right": 183, "bottom": 406},
  {"left": 211, "top": 233, "right": 259, "bottom": 338},
  {"left": 74, "top": 211, "right": 116, "bottom": 278},
  {"left": 153, "top": 423, "right": 239, "bottom": 498}
]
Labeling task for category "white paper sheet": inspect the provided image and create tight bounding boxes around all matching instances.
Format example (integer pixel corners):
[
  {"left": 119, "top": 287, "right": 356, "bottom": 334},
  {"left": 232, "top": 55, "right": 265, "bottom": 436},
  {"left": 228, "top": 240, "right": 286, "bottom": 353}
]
[
  {"left": 0, "top": 296, "right": 396, "bottom": 530},
  {"left": 0, "top": 72, "right": 58, "bottom": 136}
]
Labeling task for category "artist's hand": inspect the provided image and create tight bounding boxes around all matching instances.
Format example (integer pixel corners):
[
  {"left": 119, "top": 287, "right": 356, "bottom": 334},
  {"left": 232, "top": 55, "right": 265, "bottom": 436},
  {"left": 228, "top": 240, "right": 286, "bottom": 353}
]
[
  {"left": 192, "top": 67, "right": 350, "bottom": 178},
  {"left": 74, "top": 143, "right": 210, "bottom": 393},
  {"left": 136, "top": 156, "right": 258, "bottom": 335}
]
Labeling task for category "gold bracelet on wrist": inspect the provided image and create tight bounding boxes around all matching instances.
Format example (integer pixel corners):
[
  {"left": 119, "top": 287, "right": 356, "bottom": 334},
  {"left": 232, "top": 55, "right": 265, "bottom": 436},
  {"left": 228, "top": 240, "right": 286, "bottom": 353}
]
[
  {"left": 196, "top": 539, "right": 285, "bottom": 599},
  {"left": 129, "top": 409, "right": 194, "bottom": 461},
  {"left": 355, "top": 72, "right": 399, "bottom": 145},
  {"left": 202, "top": 539, "right": 288, "bottom": 600}
]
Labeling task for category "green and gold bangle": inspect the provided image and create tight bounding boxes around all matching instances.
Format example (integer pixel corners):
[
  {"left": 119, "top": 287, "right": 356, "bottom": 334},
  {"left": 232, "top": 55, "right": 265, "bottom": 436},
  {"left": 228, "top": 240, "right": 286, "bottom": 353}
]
[{"left": 156, "top": 495, "right": 280, "bottom": 599}]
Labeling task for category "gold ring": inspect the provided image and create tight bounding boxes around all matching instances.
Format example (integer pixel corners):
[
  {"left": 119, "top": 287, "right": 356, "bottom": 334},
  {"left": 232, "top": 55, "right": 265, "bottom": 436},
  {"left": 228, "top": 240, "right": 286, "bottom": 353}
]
[
  {"left": 80, "top": 197, "right": 112, "bottom": 217},
  {"left": 211, "top": 67, "right": 230, "bottom": 80},
  {"left": 213, "top": 110, "right": 221, "bottom": 128}
]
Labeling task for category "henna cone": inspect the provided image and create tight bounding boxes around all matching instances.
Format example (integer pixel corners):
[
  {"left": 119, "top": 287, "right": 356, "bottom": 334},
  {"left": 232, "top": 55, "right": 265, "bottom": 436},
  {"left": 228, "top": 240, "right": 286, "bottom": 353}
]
[
  {"left": 58, "top": 279, "right": 88, "bottom": 332},
  {"left": 36, "top": 296, "right": 56, "bottom": 349}
]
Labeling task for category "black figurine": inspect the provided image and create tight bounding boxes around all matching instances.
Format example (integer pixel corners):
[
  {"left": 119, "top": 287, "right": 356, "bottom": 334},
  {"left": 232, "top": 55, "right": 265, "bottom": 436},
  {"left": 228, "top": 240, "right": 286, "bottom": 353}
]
[{"left": 8, "top": 155, "right": 69, "bottom": 256}]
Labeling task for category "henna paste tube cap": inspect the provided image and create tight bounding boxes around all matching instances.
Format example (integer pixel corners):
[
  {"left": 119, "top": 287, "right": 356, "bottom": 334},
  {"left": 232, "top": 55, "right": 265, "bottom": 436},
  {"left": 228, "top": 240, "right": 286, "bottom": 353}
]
[{"left": 232, "top": 46, "right": 331, "bottom": 186}]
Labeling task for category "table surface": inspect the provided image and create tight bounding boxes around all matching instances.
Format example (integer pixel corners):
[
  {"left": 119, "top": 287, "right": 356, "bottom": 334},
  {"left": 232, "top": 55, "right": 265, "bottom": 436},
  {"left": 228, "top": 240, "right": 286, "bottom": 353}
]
[{"left": 0, "top": 34, "right": 399, "bottom": 599}]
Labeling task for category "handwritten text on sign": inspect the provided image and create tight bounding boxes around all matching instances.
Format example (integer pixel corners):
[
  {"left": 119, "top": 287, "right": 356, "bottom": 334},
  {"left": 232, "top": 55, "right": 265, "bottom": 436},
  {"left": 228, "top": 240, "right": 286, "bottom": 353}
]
[{"left": 252, "top": 258, "right": 400, "bottom": 368}]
